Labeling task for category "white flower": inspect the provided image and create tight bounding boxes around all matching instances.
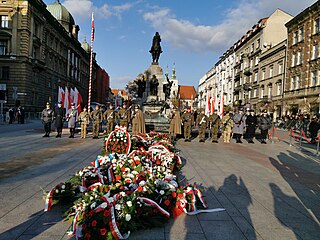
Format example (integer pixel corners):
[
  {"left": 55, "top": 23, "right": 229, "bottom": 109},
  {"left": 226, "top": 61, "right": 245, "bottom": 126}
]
[
  {"left": 120, "top": 192, "right": 126, "bottom": 197},
  {"left": 125, "top": 214, "right": 131, "bottom": 221},
  {"left": 115, "top": 204, "right": 121, "bottom": 210},
  {"left": 139, "top": 180, "right": 146, "bottom": 186},
  {"left": 55, "top": 189, "right": 59, "bottom": 193},
  {"left": 61, "top": 185, "right": 65, "bottom": 189},
  {"left": 126, "top": 201, "right": 132, "bottom": 207},
  {"left": 61, "top": 190, "right": 65, "bottom": 193},
  {"left": 90, "top": 196, "right": 94, "bottom": 201},
  {"left": 160, "top": 190, "right": 165, "bottom": 195}
]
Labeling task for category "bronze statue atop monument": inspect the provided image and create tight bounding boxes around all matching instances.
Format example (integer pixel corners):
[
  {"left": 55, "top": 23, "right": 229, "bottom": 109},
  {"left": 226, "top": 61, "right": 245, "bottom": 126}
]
[{"left": 149, "top": 32, "right": 162, "bottom": 64}]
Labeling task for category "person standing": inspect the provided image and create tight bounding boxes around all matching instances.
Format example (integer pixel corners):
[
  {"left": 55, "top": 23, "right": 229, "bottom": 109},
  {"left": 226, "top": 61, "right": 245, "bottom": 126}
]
[
  {"left": 16, "top": 106, "right": 21, "bottom": 124},
  {"left": 309, "top": 116, "right": 320, "bottom": 144},
  {"left": 54, "top": 101, "right": 66, "bottom": 138},
  {"left": 222, "top": 111, "right": 233, "bottom": 143},
  {"left": 78, "top": 106, "right": 90, "bottom": 138},
  {"left": 66, "top": 103, "right": 78, "bottom": 138},
  {"left": 196, "top": 109, "right": 208, "bottom": 142},
  {"left": 90, "top": 105, "right": 103, "bottom": 139},
  {"left": 169, "top": 107, "right": 182, "bottom": 139},
  {"left": 246, "top": 110, "right": 257, "bottom": 143},
  {"left": 8, "top": 107, "right": 14, "bottom": 124},
  {"left": 131, "top": 105, "right": 146, "bottom": 135},
  {"left": 209, "top": 110, "right": 221, "bottom": 143},
  {"left": 181, "top": 107, "right": 193, "bottom": 142},
  {"left": 258, "top": 109, "right": 272, "bottom": 144},
  {"left": 233, "top": 107, "right": 246, "bottom": 143},
  {"left": 117, "top": 103, "right": 131, "bottom": 129},
  {"left": 41, "top": 102, "right": 54, "bottom": 137},
  {"left": 104, "top": 105, "right": 116, "bottom": 135}
]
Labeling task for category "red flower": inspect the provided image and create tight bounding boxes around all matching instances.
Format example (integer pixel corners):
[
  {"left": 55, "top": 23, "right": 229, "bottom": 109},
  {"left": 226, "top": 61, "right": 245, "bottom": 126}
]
[
  {"left": 100, "top": 228, "right": 107, "bottom": 236},
  {"left": 164, "top": 199, "right": 170, "bottom": 206},
  {"left": 177, "top": 193, "right": 183, "bottom": 198},
  {"left": 171, "top": 192, "right": 177, "bottom": 198},
  {"left": 104, "top": 209, "right": 110, "bottom": 217},
  {"left": 82, "top": 224, "right": 87, "bottom": 230},
  {"left": 84, "top": 233, "right": 91, "bottom": 239},
  {"left": 88, "top": 210, "right": 94, "bottom": 217},
  {"left": 91, "top": 220, "right": 97, "bottom": 227},
  {"left": 116, "top": 175, "right": 121, "bottom": 181},
  {"left": 137, "top": 186, "right": 143, "bottom": 192}
]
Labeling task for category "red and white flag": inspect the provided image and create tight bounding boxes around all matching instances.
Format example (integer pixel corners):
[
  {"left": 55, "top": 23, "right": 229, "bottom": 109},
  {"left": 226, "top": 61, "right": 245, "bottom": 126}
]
[
  {"left": 70, "top": 88, "right": 75, "bottom": 104},
  {"left": 206, "top": 96, "right": 211, "bottom": 116},
  {"left": 91, "top": 12, "right": 95, "bottom": 42},
  {"left": 74, "top": 87, "right": 82, "bottom": 113},
  {"left": 58, "top": 87, "right": 65, "bottom": 106},
  {"left": 220, "top": 94, "right": 224, "bottom": 118},
  {"left": 64, "top": 87, "right": 70, "bottom": 111}
]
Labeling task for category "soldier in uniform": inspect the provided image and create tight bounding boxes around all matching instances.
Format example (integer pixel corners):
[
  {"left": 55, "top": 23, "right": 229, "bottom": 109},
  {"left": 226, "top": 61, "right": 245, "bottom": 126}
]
[
  {"left": 196, "top": 109, "right": 208, "bottom": 142},
  {"left": 258, "top": 109, "right": 272, "bottom": 144},
  {"left": 131, "top": 105, "right": 146, "bottom": 135},
  {"left": 90, "top": 105, "right": 103, "bottom": 139},
  {"left": 181, "top": 107, "right": 194, "bottom": 142},
  {"left": 209, "top": 110, "right": 221, "bottom": 143},
  {"left": 104, "top": 105, "right": 116, "bottom": 135},
  {"left": 66, "top": 103, "right": 78, "bottom": 138},
  {"left": 169, "top": 107, "right": 182, "bottom": 139},
  {"left": 78, "top": 106, "right": 90, "bottom": 138},
  {"left": 54, "top": 101, "right": 66, "bottom": 138},
  {"left": 222, "top": 111, "right": 233, "bottom": 143},
  {"left": 41, "top": 102, "right": 54, "bottom": 137},
  {"left": 233, "top": 107, "right": 246, "bottom": 143},
  {"left": 246, "top": 109, "right": 257, "bottom": 143},
  {"left": 117, "top": 103, "right": 131, "bottom": 129}
]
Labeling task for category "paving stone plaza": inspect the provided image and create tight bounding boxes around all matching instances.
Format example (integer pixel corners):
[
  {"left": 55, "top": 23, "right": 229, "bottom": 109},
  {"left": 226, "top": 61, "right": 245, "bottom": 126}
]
[{"left": 0, "top": 121, "right": 319, "bottom": 240}]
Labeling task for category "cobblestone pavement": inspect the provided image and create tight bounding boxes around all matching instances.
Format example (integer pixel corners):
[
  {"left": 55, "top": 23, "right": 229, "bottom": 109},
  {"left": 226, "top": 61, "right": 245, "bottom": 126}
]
[{"left": 0, "top": 123, "right": 319, "bottom": 240}]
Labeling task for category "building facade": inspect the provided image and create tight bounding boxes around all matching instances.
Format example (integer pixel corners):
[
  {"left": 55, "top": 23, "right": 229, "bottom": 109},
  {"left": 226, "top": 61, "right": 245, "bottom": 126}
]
[
  {"left": 0, "top": 0, "right": 101, "bottom": 112},
  {"left": 284, "top": 1, "right": 320, "bottom": 115}
]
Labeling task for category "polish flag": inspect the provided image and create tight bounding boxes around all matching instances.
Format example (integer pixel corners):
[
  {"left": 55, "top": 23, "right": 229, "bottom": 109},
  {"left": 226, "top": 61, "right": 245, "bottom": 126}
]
[
  {"left": 220, "top": 95, "right": 224, "bottom": 118},
  {"left": 64, "top": 87, "right": 70, "bottom": 111},
  {"left": 74, "top": 87, "right": 82, "bottom": 113},
  {"left": 206, "top": 96, "right": 211, "bottom": 116},
  {"left": 58, "top": 87, "right": 65, "bottom": 106},
  {"left": 70, "top": 88, "right": 75, "bottom": 105}
]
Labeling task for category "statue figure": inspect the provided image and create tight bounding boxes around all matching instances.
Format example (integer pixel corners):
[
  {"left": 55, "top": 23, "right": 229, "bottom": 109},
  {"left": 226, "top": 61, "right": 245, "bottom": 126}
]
[
  {"left": 149, "top": 75, "right": 159, "bottom": 96},
  {"left": 163, "top": 75, "right": 173, "bottom": 100},
  {"left": 149, "top": 32, "right": 162, "bottom": 64},
  {"left": 137, "top": 79, "right": 146, "bottom": 98}
]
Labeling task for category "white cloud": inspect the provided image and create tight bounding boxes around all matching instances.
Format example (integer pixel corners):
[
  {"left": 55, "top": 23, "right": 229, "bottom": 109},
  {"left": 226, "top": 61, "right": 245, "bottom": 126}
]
[
  {"left": 111, "top": 76, "right": 133, "bottom": 89},
  {"left": 143, "top": 0, "right": 317, "bottom": 54}
]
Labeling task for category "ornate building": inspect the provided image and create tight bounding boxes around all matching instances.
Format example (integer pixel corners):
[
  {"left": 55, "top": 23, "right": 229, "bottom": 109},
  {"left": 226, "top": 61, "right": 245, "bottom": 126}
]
[
  {"left": 0, "top": 0, "right": 107, "bottom": 112},
  {"left": 284, "top": 1, "right": 320, "bottom": 115}
]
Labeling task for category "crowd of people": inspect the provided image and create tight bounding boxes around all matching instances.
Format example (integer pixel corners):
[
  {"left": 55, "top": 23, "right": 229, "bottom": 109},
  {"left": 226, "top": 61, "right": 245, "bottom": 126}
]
[
  {"left": 40, "top": 101, "right": 320, "bottom": 144},
  {"left": 7, "top": 106, "right": 25, "bottom": 124}
]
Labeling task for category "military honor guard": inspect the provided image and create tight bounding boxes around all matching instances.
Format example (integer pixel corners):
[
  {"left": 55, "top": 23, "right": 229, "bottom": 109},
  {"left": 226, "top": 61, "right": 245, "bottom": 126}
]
[
  {"left": 181, "top": 107, "right": 194, "bottom": 142},
  {"left": 169, "top": 107, "right": 182, "bottom": 139},
  {"left": 54, "top": 101, "right": 66, "bottom": 138},
  {"left": 104, "top": 105, "right": 116, "bottom": 135},
  {"left": 246, "top": 110, "right": 257, "bottom": 143},
  {"left": 131, "top": 105, "right": 146, "bottom": 135},
  {"left": 233, "top": 107, "right": 246, "bottom": 143},
  {"left": 258, "top": 109, "right": 272, "bottom": 144},
  {"left": 66, "top": 103, "right": 78, "bottom": 138},
  {"left": 90, "top": 105, "right": 103, "bottom": 139},
  {"left": 78, "top": 106, "right": 90, "bottom": 138},
  {"left": 209, "top": 110, "right": 221, "bottom": 143},
  {"left": 196, "top": 109, "right": 208, "bottom": 142},
  {"left": 41, "top": 102, "right": 54, "bottom": 137},
  {"left": 117, "top": 103, "right": 131, "bottom": 129},
  {"left": 222, "top": 111, "right": 233, "bottom": 143}
]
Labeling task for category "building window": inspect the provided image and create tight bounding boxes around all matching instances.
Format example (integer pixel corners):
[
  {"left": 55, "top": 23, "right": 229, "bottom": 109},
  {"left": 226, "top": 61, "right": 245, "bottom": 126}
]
[
  {"left": 297, "top": 51, "right": 302, "bottom": 65},
  {"left": 311, "top": 71, "right": 317, "bottom": 87},
  {"left": 312, "top": 44, "right": 319, "bottom": 59},
  {"left": 314, "top": 18, "right": 320, "bottom": 34},
  {"left": 253, "top": 88, "right": 257, "bottom": 98},
  {"left": 257, "top": 39, "right": 260, "bottom": 49},
  {"left": 268, "top": 85, "right": 272, "bottom": 98},
  {"left": 254, "top": 72, "right": 258, "bottom": 82},
  {"left": 251, "top": 43, "right": 254, "bottom": 52},
  {"left": 1, "top": 15, "right": 8, "bottom": 28},
  {"left": 291, "top": 77, "right": 295, "bottom": 90},
  {"left": 277, "top": 83, "right": 281, "bottom": 95},
  {"left": 250, "top": 59, "right": 253, "bottom": 68},
  {"left": 269, "top": 66, "right": 273, "bottom": 78},
  {"left": 262, "top": 69, "right": 266, "bottom": 80},
  {"left": 299, "top": 28, "right": 304, "bottom": 41},
  {"left": 293, "top": 31, "right": 298, "bottom": 44},
  {"left": 296, "top": 76, "right": 300, "bottom": 89},
  {"left": 291, "top": 54, "right": 296, "bottom": 67},
  {"left": 278, "top": 63, "right": 282, "bottom": 74},
  {"left": 260, "top": 87, "right": 264, "bottom": 98},
  {"left": 0, "top": 40, "right": 7, "bottom": 55},
  {"left": 0, "top": 66, "right": 9, "bottom": 80}
]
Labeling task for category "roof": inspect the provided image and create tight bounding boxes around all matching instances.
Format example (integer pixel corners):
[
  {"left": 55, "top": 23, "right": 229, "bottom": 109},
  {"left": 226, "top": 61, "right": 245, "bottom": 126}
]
[
  {"left": 178, "top": 85, "right": 196, "bottom": 100},
  {"left": 112, "top": 89, "right": 128, "bottom": 97},
  {"left": 47, "top": 0, "right": 75, "bottom": 26}
]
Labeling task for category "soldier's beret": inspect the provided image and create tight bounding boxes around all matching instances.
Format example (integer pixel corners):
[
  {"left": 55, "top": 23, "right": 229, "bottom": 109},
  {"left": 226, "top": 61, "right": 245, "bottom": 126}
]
[
  {"left": 58, "top": 101, "right": 62, "bottom": 104},
  {"left": 71, "top": 102, "right": 75, "bottom": 106}
]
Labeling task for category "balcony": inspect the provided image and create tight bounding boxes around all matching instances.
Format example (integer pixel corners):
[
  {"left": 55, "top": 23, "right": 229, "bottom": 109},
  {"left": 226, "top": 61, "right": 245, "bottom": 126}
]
[
  {"left": 234, "top": 72, "right": 241, "bottom": 81},
  {"left": 259, "top": 96, "right": 272, "bottom": 103},
  {"left": 234, "top": 85, "right": 241, "bottom": 93},
  {"left": 243, "top": 67, "right": 252, "bottom": 76}
]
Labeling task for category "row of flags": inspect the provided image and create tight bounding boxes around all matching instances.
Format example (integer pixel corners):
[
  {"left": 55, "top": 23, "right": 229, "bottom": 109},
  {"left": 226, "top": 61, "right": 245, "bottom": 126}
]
[
  {"left": 206, "top": 95, "right": 224, "bottom": 117},
  {"left": 58, "top": 86, "right": 83, "bottom": 113}
]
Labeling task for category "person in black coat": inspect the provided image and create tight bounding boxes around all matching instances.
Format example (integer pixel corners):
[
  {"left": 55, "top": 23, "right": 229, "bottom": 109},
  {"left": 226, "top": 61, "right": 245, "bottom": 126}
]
[
  {"left": 54, "top": 101, "right": 66, "bottom": 138},
  {"left": 309, "top": 116, "right": 320, "bottom": 144},
  {"left": 246, "top": 109, "right": 257, "bottom": 143},
  {"left": 258, "top": 110, "right": 272, "bottom": 144}
]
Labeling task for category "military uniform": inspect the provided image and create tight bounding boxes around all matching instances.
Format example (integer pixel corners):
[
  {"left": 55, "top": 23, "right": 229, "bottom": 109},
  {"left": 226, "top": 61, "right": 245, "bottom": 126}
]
[
  {"left": 258, "top": 112, "right": 272, "bottom": 144},
  {"left": 117, "top": 107, "right": 131, "bottom": 129},
  {"left": 246, "top": 112, "right": 257, "bottom": 143},
  {"left": 41, "top": 104, "right": 54, "bottom": 137},
  {"left": 78, "top": 110, "right": 90, "bottom": 138},
  {"left": 169, "top": 109, "right": 182, "bottom": 137},
  {"left": 181, "top": 110, "right": 194, "bottom": 141},
  {"left": 209, "top": 112, "right": 221, "bottom": 142},
  {"left": 196, "top": 113, "right": 208, "bottom": 142},
  {"left": 54, "top": 106, "right": 66, "bottom": 138},
  {"left": 222, "top": 113, "right": 233, "bottom": 143},
  {"left": 131, "top": 108, "right": 146, "bottom": 135},
  {"left": 233, "top": 110, "right": 246, "bottom": 143},
  {"left": 66, "top": 107, "right": 78, "bottom": 138},
  {"left": 104, "top": 108, "right": 116, "bottom": 134},
  {"left": 90, "top": 109, "right": 103, "bottom": 138}
]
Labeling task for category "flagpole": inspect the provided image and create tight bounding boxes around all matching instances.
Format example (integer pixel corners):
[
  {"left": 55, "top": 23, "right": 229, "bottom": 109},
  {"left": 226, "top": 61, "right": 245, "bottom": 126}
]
[{"left": 88, "top": 12, "right": 94, "bottom": 113}]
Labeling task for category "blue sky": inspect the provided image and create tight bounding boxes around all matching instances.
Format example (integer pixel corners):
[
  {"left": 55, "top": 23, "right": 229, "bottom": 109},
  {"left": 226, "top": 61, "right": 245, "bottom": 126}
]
[{"left": 43, "top": 0, "right": 317, "bottom": 89}]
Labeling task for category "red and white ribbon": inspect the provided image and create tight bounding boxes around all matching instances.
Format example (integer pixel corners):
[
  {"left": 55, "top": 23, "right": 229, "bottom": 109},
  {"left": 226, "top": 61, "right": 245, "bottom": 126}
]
[
  {"left": 44, "top": 187, "right": 55, "bottom": 212},
  {"left": 109, "top": 206, "right": 130, "bottom": 240},
  {"left": 68, "top": 210, "right": 80, "bottom": 236},
  {"left": 193, "top": 186, "right": 208, "bottom": 208},
  {"left": 138, "top": 197, "right": 170, "bottom": 218},
  {"left": 87, "top": 182, "right": 102, "bottom": 191}
]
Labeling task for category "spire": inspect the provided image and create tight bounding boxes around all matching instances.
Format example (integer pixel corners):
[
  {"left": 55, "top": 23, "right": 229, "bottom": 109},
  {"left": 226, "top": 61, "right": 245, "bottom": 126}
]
[{"left": 172, "top": 62, "right": 176, "bottom": 79}]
